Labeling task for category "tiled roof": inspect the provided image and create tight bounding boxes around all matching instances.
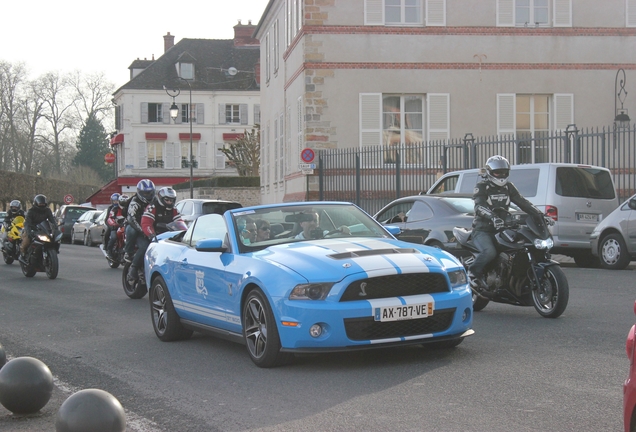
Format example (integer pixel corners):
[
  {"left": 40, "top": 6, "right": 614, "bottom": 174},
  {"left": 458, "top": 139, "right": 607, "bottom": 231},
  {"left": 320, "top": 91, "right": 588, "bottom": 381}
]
[
  {"left": 128, "top": 59, "right": 155, "bottom": 69},
  {"left": 116, "top": 38, "right": 260, "bottom": 93}
]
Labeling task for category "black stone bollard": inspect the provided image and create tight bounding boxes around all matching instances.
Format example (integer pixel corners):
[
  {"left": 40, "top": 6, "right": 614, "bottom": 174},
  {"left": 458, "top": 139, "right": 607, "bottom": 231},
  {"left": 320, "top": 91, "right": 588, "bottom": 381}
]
[
  {"left": 0, "top": 356, "right": 53, "bottom": 414},
  {"left": 55, "top": 388, "right": 126, "bottom": 432}
]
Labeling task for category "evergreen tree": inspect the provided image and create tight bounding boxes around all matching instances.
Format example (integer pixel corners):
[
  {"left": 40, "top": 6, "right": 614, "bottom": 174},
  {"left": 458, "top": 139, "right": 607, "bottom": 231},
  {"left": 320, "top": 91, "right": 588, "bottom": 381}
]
[{"left": 73, "top": 114, "right": 112, "bottom": 182}]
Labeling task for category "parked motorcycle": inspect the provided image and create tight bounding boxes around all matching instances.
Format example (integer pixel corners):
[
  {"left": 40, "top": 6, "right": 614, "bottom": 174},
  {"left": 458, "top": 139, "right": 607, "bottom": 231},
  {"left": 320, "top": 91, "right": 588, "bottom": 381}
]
[
  {"left": 99, "top": 217, "right": 126, "bottom": 269},
  {"left": 20, "top": 220, "right": 62, "bottom": 279},
  {"left": 1, "top": 215, "right": 24, "bottom": 264},
  {"left": 453, "top": 210, "right": 569, "bottom": 318},
  {"left": 122, "top": 221, "right": 187, "bottom": 299}
]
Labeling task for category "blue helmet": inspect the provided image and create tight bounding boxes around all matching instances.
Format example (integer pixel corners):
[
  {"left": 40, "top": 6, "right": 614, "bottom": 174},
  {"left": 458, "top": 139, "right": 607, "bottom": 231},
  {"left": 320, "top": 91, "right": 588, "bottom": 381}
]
[
  {"left": 110, "top": 193, "right": 120, "bottom": 206},
  {"left": 136, "top": 179, "right": 156, "bottom": 204}
]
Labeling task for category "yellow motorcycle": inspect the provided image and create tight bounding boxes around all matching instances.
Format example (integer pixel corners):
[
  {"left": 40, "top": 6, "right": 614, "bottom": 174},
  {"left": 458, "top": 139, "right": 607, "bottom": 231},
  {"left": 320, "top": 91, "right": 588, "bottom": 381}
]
[{"left": 1, "top": 215, "right": 24, "bottom": 265}]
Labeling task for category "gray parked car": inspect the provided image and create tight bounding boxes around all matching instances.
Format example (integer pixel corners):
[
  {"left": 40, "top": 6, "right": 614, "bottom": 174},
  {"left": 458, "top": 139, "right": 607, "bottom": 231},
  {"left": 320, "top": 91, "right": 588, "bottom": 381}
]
[
  {"left": 590, "top": 194, "right": 636, "bottom": 270},
  {"left": 71, "top": 210, "right": 102, "bottom": 246},
  {"left": 175, "top": 199, "right": 242, "bottom": 226}
]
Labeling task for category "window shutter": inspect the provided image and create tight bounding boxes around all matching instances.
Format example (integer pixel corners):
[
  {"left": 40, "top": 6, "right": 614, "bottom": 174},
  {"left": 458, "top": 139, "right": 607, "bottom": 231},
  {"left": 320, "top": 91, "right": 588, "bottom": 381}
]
[
  {"left": 173, "top": 142, "right": 182, "bottom": 169},
  {"left": 628, "top": 0, "right": 636, "bottom": 27},
  {"left": 141, "top": 103, "right": 148, "bottom": 124},
  {"left": 162, "top": 103, "right": 170, "bottom": 124},
  {"left": 115, "top": 106, "right": 121, "bottom": 130},
  {"left": 124, "top": 141, "right": 132, "bottom": 168},
  {"left": 554, "top": 93, "right": 574, "bottom": 131},
  {"left": 254, "top": 104, "right": 261, "bottom": 124},
  {"left": 215, "top": 144, "right": 226, "bottom": 170},
  {"left": 553, "top": 0, "right": 572, "bottom": 27},
  {"left": 364, "top": 0, "right": 383, "bottom": 25},
  {"left": 426, "top": 0, "right": 446, "bottom": 26},
  {"left": 164, "top": 142, "right": 174, "bottom": 169},
  {"left": 219, "top": 104, "right": 226, "bottom": 124},
  {"left": 138, "top": 142, "right": 147, "bottom": 169},
  {"left": 427, "top": 93, "right": 450, "bottom": 142},
  {"left": 496, "top": 0, "right": 514, "bottom": 27},
  {"left": 497, "top": 93, "right": 516, "bottom": 136},
  {"left": 360, "top": 93, "right": 382, "bottom": 147},
  {"left": 198, "top": 142, "right": 207, "bottom": 168},
  {"left": 240, "top": 104, "right": 248, "bottom": 125},
  {"left": 196, "top": 103, "right": 204, "bottom": 124}
]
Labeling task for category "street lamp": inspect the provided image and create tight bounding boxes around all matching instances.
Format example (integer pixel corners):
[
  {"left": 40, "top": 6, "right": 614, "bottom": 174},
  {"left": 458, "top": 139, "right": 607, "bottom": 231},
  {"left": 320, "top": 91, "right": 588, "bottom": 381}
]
[
  {"left": 615, "top": 68, "right": 631, "bottom": 129},
  {"left": 165, "top": 80, "right": 194, "bottom": 199}
]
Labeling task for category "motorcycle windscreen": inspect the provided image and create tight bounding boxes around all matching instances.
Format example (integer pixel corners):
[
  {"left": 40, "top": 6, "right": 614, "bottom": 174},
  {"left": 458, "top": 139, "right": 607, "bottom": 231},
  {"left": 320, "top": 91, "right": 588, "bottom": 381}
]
[{"left": 526, "top": 214, "right": 550, "bottom": 239}]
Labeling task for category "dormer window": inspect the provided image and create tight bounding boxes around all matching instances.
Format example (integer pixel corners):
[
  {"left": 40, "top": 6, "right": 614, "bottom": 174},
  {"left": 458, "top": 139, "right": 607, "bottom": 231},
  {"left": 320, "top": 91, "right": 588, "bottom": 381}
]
[{"left": 177, "top": 62, "right": 194, "bottom": 80}]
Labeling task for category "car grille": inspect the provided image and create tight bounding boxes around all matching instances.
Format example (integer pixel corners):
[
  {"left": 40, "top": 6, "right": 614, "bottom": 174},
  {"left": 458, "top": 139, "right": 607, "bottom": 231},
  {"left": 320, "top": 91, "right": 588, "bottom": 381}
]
[
  {"left": 344, "top": 308, "right": 455, "bottom": 341},
  {"left": 339, "top": 273, "right": 449, "bottom": 302}
]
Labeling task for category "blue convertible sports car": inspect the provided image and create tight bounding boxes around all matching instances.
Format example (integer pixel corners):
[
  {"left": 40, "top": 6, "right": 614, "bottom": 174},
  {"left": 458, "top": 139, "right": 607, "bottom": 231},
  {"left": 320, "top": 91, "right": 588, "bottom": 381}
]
[{"left": 145, "top": 201, "right": 474, "bottom": 367}]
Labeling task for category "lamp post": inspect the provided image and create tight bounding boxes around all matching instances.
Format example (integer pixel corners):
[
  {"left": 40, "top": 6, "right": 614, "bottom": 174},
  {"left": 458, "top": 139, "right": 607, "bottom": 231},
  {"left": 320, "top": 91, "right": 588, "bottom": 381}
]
[
  {"left": 615, "top": 68, "right": 631, "bottom": 129},
  {"left": 165, "top": 79, "right": 194, "bottom": 199}
]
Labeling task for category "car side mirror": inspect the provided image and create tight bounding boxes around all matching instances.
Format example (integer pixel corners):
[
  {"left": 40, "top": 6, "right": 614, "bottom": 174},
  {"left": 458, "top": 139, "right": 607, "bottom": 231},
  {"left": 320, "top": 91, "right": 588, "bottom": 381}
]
[
  {"left": 195, "top": 238, "right": 227, "bottom": 252},
  {"left": 384, "top": 225, "right": 402, "bottom": 236},
  {"left": 629, "top": 198, "right": 636, "bottom": 210}
]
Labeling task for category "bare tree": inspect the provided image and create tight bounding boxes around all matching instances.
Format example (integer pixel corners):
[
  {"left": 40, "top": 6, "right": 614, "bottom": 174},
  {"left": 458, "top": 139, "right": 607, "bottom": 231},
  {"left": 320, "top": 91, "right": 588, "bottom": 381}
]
[
  {"left": 69, "top": 70, "right": 115, "bottom": 124},
  {"left": 37, "top": 71, "right": 79, "bottom": 176},
  {"left": 0, "top": 61, "right": 28, "bottom": 171},
  {"left": 220, "top": 125, "right": 260, "bottom": 176}
]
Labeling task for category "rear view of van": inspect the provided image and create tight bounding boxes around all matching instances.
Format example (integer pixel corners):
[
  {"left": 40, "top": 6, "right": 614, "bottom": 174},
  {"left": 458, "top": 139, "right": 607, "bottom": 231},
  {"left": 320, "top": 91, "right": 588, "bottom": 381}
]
[{"left": 427, "top": 163, "right": 619, "bottom": 266}]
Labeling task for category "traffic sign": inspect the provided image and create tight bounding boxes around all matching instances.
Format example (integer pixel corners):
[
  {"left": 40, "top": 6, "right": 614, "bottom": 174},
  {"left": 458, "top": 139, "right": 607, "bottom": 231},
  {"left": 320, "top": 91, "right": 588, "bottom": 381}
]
[
  {"left": 301, "top": 148, "right": 315, "bottom": 163},
  {"left": 63, "top": 194, "right": 74, "bottom": 204},
  {"left": 299, "top": 163, "right": 316, "bottom": 169},
  {"left": 104, "top": 152, "right": 115, "bottom": 164}
]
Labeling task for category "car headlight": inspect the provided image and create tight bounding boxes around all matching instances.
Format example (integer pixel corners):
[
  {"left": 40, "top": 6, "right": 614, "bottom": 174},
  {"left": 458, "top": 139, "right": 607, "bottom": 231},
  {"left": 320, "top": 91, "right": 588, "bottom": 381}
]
[
  {"left": 37, "top": 234, "right": 51, "bottom": 242},
  {"left": 289, "top": 283, "right": 334, "bottom": 300},
  {"left": 448, "top": 270, "right": 467, "bottom": 289},
  {"left": 533, "top": 238, "right": 554, "bottom": 250}
]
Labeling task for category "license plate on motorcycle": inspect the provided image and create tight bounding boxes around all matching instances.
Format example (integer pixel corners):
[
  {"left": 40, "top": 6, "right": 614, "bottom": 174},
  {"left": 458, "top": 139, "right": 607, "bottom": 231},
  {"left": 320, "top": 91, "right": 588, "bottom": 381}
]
[
  {"left": 576, "top": 213, "right": 598, "bottom": 222},
  {"left": 374, "top": 302, "right": 433, "bottom": 322}
]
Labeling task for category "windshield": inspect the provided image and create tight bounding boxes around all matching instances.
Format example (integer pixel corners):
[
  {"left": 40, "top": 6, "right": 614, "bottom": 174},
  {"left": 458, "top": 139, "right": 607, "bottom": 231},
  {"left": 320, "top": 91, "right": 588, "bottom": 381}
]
[{"left": 233, "top": 203, "right": 392, "bottom": 251}]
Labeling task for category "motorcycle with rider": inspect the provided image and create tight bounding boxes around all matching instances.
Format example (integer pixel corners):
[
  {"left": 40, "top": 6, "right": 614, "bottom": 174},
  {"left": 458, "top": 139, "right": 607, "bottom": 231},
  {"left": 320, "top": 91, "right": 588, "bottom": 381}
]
[
  {"left": 1, "top": 200, "right": 26, "bottom": 264},
  {"left": 19, "top": 194, "right": 62, "bottom": 279}
]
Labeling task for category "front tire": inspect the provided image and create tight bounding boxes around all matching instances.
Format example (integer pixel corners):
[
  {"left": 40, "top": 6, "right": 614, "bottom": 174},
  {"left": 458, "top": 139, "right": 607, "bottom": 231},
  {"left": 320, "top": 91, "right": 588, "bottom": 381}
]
[
  {"left": 149, "top": 276, "right": 193, "bottom": 341},
  {"left": 472, "top": 293, "right": 490, "bottom": 312},
  {"left": 122, "top": 262, "right": 147, "bottom": 299},
  {"left": 44, "top": 249, "right": 59, "bottom": 279},
  {"left": 243, "top": 289, "right": 292, "bottom": 368},
  {"left": 532, "top": 265, "right": 569, "bottom": 318},
  {"left": 3, "top": 252, "right": 14, "bottom": 265},
  {"left": 599, "top": 233, "right": 631, "bottom": 270},
  {"left": 20, "top": 258, "right": 36, "bottom": 277}
]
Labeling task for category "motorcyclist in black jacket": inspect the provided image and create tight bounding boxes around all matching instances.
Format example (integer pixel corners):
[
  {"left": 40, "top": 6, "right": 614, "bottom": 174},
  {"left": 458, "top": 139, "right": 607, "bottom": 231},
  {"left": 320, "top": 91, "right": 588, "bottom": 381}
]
[
  {"left": 123, "top": 179, "right": 156, "bottom": 263},
  {"left": 20, "top": 195, "right": 56, "bottom": 263},
  {"left": 468, "top": 156, "right": 548, "bottom": 292}
]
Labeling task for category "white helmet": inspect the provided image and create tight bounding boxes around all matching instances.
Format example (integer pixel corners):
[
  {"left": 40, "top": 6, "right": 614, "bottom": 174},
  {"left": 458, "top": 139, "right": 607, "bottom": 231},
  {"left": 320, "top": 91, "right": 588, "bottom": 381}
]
[{"left": 485, "top": 155, "right": 510, "bottom": 187}]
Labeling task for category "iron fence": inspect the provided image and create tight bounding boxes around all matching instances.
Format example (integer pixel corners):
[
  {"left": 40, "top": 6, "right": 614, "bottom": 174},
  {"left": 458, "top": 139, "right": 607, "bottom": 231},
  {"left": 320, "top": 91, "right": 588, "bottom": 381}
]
[{"left": 318, "top": 124, "right": 636, "bottom": 215}]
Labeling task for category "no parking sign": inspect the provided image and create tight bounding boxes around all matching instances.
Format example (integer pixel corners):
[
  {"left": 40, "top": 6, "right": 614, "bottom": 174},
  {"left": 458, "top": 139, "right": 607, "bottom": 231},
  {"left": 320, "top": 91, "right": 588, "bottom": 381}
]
[{"left": 63, "top": 194, "right": 74, "bottom": 204}]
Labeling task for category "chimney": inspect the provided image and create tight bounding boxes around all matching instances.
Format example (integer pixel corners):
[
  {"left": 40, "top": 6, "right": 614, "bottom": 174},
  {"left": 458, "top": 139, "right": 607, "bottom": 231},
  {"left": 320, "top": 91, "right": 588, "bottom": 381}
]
[
  {"left": 164, "top": 32, "right": 175, "bottom": 52},
  {"left": 233, "top": 20, "right": 259, "bottom": 47}
]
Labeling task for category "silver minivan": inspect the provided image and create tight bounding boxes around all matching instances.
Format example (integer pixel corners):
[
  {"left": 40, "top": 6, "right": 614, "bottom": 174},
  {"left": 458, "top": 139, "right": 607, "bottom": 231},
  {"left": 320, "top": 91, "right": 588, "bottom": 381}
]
[{"left": 427, "top": 163, "right": 619, "bottom": 267}]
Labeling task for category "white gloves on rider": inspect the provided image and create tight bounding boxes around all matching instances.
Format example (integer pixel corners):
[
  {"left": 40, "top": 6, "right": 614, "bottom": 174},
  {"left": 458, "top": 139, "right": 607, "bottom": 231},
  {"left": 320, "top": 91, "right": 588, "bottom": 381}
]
[{"left": 543, "top": 215, "right": 556, "bottom": 226}]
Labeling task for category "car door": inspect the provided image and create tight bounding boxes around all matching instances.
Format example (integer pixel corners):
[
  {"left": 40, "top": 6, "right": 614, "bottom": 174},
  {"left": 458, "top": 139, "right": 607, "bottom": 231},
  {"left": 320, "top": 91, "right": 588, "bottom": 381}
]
[
  {"left": 625, "top": 198, "right": 636, "bottom": 252},
  {"left": 173, "top": 215, "right": 241, "bottom": 333}
]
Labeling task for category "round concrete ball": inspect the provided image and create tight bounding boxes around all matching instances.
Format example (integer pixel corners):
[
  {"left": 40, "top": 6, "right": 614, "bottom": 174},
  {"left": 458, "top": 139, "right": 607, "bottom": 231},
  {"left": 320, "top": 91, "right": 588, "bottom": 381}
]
[
  {"left": 0, "top": 343, "right": 5, "bottom": 369},
  {"left": 55, "top": 388, "right": 126, "bottom": 432},
  {"left": 0, "top": 356, "right": 53, "bottom": 414}
]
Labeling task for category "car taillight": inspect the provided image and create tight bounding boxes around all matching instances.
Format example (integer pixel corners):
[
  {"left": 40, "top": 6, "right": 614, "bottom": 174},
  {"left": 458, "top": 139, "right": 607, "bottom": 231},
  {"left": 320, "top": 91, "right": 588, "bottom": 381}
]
[{"left": 545, "top": 205, "right": 558, "bottom": 222}]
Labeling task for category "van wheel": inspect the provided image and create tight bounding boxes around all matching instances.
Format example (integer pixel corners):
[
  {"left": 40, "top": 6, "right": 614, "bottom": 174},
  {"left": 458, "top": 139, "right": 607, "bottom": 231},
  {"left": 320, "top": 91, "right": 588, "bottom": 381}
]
[
  {"left": 573, "top": 251, "right": 600, "bottom": 268},
  {"left": 599, "top": 233, "right": 631, "bottom": 270}
]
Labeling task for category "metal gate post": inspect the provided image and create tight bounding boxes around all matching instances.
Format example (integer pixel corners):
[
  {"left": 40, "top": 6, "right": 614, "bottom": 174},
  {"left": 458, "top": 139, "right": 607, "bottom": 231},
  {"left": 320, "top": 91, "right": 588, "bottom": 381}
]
[
  {"left": 318, "top": 155, "right": 324, "bottom": 201},
  {"left": 464, "top": 133, "right": 475, "bottom": 169},
  {"left": 395, "top": 150, "right": 401, "bottom": 199},
  {"left": 355, "top": 155, "right": 361, "bottom": 206},
  {"left": 565, "top": 124, "right": 579, "bottom": 164}
]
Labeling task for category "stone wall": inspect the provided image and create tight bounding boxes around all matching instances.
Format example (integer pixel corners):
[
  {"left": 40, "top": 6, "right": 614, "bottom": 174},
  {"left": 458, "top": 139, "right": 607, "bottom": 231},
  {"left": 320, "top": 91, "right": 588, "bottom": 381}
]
[{"left": 175, "top": 187, "right": 261, "bottom": 207}]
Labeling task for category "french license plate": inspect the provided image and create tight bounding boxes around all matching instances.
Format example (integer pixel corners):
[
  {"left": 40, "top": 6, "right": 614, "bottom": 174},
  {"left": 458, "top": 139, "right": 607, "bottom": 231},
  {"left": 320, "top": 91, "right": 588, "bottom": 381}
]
[
  {"left": 374, "top": 303, "right": 433, "bottom": 322},
  {"left": 576, "top": 213, "right": 599, "bottom": 222}
]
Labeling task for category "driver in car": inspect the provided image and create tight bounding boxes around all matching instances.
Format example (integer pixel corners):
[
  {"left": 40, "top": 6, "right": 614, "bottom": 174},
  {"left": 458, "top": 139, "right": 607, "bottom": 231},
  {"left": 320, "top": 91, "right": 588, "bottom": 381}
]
[{"left": 294, "top": 212, "right": 350, "bottom": 240}]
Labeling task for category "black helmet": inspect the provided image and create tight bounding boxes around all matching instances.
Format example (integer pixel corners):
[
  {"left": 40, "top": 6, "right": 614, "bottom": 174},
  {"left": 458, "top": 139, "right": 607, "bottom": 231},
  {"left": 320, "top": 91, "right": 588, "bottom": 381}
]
[
  {"left": 156, "top": 187, "right": 177, "bottom": 210},
  {"left": 9, "top": 200, "right": 21, "bottom": 214},
  {"left": 136, "top": 179, "right": 156, "bottom": 204},
  {"left": 485, "top": 155, "right": 510, "bottom": 187},
  {"left": 33, "top": 194, "right": 48, "bottom": 208}
]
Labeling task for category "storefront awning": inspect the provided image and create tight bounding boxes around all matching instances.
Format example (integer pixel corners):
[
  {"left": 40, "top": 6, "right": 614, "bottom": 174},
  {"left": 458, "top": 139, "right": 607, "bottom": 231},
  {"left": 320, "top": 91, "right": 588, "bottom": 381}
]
[
  {"left": 179, "top": 133, "right": 202, "bottom": 140},
  {"left": 223, "top": 133, "right": 244, "bottom": 141},
  {"left": 110, "top": 133, "right": 124, "bottom": 146},
  {"left": 145, "top": 132, "right": 168, "bottom": 140}
]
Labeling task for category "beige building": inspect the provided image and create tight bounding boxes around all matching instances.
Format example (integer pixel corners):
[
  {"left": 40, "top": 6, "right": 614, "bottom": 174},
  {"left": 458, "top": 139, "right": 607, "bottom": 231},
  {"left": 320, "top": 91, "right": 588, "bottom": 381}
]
[{"left": 254, "top": 0, "right": 636, "bottom": 204}]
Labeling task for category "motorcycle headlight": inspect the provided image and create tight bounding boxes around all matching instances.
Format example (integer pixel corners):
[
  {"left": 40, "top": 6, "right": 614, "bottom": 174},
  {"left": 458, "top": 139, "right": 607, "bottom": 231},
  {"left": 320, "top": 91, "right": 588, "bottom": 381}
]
[
  {"left": 533, "top": 238, "right": 554, "bottom": 250},
  {"left": 448, "top": 269, "right": 467, "bottom": 289},
  {"left": 37, "top": 234, "right": 51, "bottom": 242},
  {"left": 289, "top": 283, "right": 334, "bottom": 300}
]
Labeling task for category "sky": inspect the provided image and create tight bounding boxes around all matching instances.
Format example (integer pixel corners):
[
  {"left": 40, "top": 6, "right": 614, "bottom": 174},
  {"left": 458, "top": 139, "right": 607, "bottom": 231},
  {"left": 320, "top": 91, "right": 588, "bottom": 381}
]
[{"left": 2, "top": 0, "right": 270, "bottom": 87}]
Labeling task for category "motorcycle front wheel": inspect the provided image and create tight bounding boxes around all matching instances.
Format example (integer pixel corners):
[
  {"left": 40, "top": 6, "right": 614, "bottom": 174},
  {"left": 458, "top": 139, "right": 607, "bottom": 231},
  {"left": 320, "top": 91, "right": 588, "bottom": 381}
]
[
  {"left": 122, "top": 262, "right": 148, "bottom": 299},
  {"left": 20, "top": 258, "right": 36, "bottom": 277},
  {"left": 44, "top": 249, "right": 59, "bottom": 279},
  {"left": 3, "top": 251, "right": 14, "bottom": 265},
  {"left": 531, "top": 265, "right": 569, "bottom": 318}
]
